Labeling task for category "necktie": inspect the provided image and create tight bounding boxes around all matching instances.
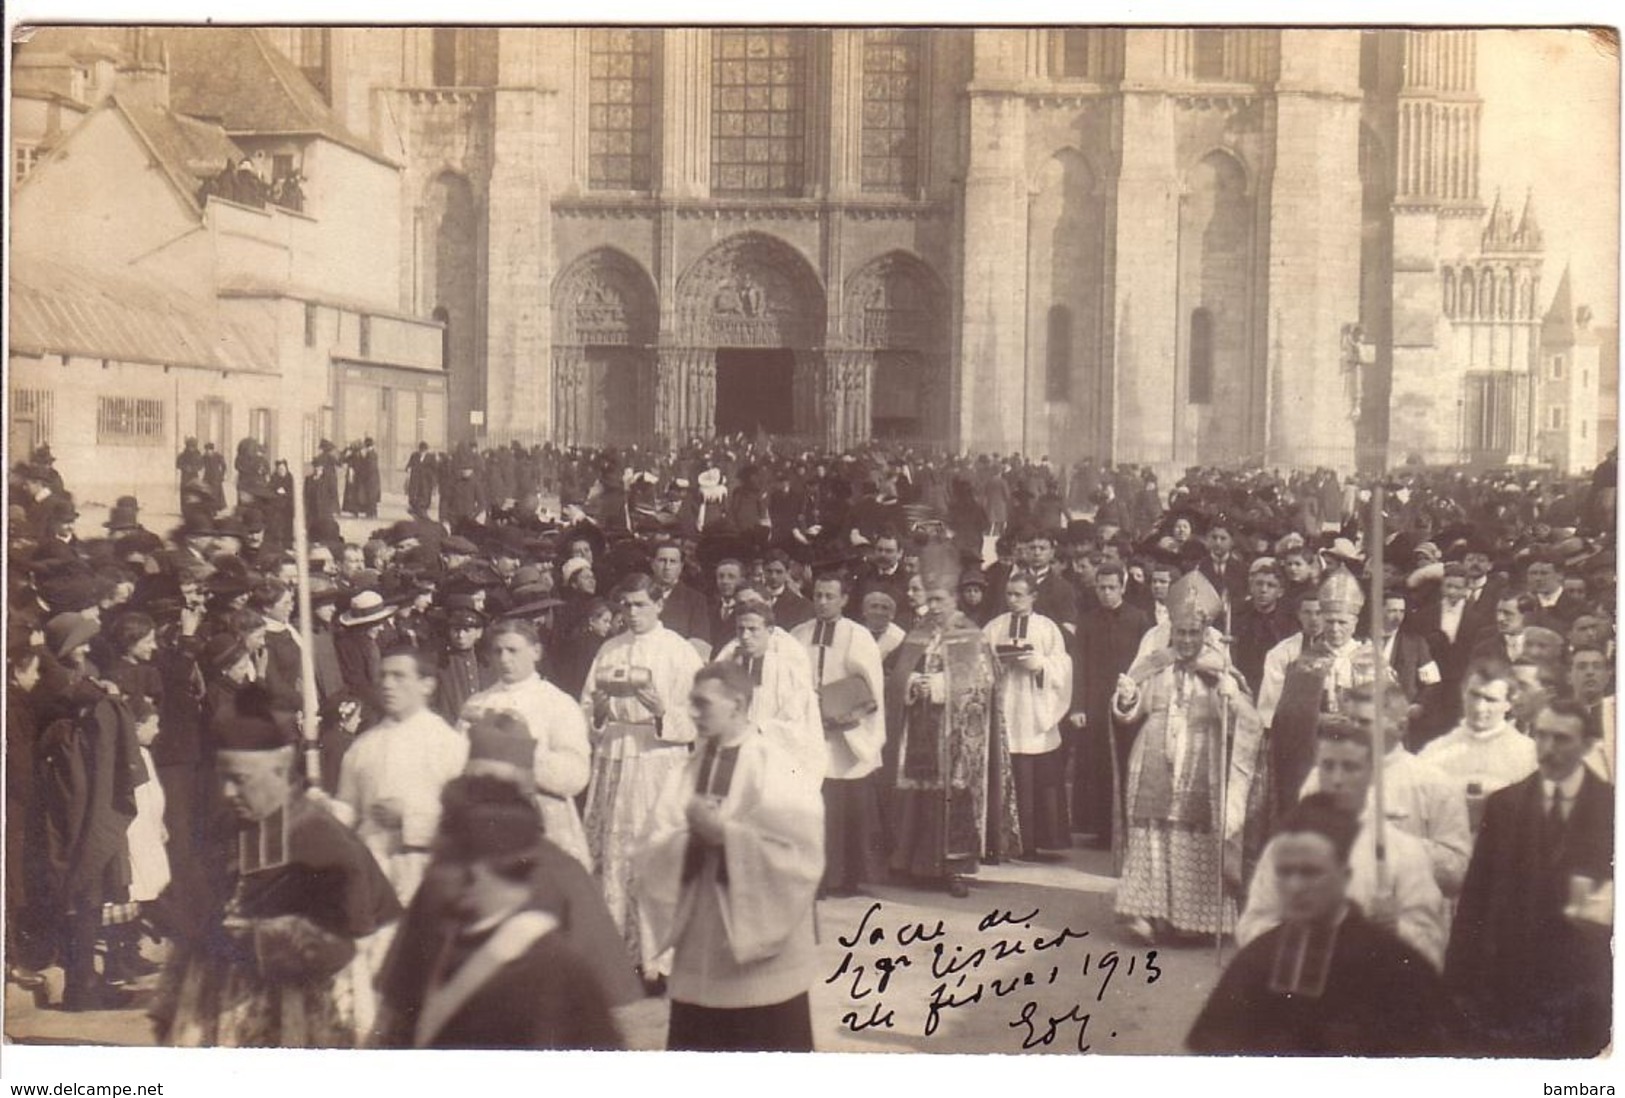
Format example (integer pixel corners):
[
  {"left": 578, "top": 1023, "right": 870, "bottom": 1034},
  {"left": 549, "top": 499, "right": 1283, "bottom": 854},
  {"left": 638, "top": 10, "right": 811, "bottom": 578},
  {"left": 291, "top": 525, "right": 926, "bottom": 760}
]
[
  {"left": 1544, "top": 786, "right": 1568, "bottom": 861},
  {"left": 738, "top": 652, "right": 762, "bottom": 685}
]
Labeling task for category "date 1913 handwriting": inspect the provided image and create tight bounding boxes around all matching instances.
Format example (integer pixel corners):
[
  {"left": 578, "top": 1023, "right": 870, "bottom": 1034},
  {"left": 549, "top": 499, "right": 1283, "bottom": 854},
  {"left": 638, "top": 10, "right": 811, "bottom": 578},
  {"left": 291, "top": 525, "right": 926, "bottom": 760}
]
[{"left": 825, "top": 901, "right": 1161, "bottom": 1050}]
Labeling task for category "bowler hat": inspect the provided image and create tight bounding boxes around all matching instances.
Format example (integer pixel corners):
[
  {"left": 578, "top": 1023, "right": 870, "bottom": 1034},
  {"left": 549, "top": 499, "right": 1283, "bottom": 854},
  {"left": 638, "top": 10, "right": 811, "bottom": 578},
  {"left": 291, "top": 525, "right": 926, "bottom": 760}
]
[{"left": 104, "top": 497, "right": 142, "bottom": 531}]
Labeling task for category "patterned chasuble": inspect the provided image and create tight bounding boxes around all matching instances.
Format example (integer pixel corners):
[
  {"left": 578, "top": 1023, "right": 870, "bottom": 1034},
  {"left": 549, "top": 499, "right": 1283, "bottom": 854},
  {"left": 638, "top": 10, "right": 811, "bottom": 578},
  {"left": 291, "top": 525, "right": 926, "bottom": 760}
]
[
  {"left": 892, "top": 616, "right": 1019, "bottom": 863},
  {"left": 1131, "top": 666, "right": 1223, "bottom": 828}
]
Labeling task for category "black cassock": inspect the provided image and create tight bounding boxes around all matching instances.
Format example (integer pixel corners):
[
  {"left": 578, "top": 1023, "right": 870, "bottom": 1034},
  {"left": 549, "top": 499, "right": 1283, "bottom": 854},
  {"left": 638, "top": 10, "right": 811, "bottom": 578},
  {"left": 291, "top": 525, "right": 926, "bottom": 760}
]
[{"left": 1187, "top": 904, "right": 1463, "bottom": 1057}]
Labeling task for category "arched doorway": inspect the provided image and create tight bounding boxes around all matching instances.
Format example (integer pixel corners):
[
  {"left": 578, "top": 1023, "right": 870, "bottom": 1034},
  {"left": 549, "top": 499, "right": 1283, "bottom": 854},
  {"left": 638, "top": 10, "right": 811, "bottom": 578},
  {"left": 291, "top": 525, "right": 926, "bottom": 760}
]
[
  {"left": 551, "top": 248, "right": 659, "bottom": 447},
  {"left": 668, "top": 233, "right": 826, "bottom": 444},
  {"left": 844, "top": 251, "right": 950, "bottom": 446}
]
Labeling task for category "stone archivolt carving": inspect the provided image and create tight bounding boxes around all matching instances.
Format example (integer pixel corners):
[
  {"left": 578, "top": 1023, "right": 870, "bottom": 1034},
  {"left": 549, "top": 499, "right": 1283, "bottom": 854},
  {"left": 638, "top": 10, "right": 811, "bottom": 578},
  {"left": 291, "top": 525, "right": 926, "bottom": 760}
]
[
  {"left": 844, "top": 252, "right": 946, "bottom": 352},
  {"left": 553, "top": 250, "right": 658, "bottom": 347},
  {"left": 676, "top": 233, "right": 825, "bottom": 349}
]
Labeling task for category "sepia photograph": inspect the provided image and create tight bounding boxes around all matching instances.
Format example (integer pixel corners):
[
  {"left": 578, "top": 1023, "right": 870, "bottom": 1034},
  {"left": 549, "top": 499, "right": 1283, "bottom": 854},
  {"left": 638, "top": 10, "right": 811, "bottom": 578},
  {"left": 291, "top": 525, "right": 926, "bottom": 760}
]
[{"left": 2, "top": 7, "right": 1620, "bottom": 1089}]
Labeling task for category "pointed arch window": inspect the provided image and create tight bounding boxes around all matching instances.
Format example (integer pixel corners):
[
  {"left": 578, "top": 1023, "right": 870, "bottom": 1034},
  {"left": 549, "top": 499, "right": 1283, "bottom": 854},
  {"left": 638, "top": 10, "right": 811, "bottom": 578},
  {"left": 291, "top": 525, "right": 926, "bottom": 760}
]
[
  {"left": 1189, "top": 308, "right": 1215, "bottom": 404},
  {"left": 1046, "top": 305, "right": 1073, "bottom": 401}
]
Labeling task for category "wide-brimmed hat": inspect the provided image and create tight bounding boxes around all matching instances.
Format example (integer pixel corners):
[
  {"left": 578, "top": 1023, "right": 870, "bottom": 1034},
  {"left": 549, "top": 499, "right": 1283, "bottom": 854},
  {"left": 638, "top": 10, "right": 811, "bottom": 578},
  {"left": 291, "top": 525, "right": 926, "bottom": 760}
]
[
  {"left": 339, "top": 590, "right": 396, "bottom": 627},
  {"left": 1321, "top": 537, "right": 1365, "bottom": 566}
]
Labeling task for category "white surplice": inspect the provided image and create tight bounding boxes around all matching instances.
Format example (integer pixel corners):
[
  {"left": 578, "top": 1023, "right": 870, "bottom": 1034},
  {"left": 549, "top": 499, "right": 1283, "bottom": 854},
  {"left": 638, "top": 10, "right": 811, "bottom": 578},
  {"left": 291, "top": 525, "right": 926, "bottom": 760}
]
[
  {"left": 460, "top": 672, "right": 594, "bottom": 873},
  {"left": 580, "top": 625, "right": 704, "bottom": 975},
  {"left": 981, "top": 610, "right": 1071, "bottom": 756},
  {"left": 790, "top": 616, "right": 886, "bottom": 780},
  {"left": 634, "top": 730, "right": 824, "bottom": 1010},
  {"left": 716, "top": 630, "right": 825, "bottom": 788},
  {"left": 337, "top": 707, "right": 470, "bottom": 905}
]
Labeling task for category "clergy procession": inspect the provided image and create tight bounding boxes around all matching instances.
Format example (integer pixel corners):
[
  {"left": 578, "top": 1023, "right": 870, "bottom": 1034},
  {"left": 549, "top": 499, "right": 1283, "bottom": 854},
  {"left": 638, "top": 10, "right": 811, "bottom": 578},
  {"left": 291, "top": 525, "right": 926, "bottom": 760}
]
[{"left": 4, "top": 437, "right": 1616, "bottom": 1055}]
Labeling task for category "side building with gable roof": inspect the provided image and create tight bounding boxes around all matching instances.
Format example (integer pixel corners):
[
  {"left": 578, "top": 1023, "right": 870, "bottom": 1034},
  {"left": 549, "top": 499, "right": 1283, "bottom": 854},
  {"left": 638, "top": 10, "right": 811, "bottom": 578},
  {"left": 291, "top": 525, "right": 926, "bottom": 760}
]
[{"left": 9, "top": 27, "right": 448, "bottom": 515}]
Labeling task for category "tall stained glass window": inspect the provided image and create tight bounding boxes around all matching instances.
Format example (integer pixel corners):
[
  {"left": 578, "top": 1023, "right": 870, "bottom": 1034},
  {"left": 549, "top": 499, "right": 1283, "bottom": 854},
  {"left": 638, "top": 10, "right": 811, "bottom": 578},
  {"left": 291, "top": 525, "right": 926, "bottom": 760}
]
[
  {"left": 711, "top": 29, "right": 808, "bottom": 197},
  {"left": 861, "top": 29, "right": 921, "bottom": 194},
  {"left": 589, "top": 29, "right": 656, "bottom": 191}
]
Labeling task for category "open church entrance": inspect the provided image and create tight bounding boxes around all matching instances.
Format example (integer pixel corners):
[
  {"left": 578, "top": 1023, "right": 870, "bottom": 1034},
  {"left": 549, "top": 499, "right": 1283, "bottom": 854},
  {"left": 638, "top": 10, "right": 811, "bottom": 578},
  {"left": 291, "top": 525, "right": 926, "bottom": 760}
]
[{"left": 714, "top": 348, "right": 795, "bottom": 437}]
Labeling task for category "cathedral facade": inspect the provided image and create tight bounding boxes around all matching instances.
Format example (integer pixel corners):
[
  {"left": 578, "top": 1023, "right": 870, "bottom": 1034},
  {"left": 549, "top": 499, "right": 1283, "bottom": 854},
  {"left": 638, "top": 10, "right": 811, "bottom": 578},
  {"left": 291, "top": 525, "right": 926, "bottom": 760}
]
[{"left": 17, "top": 27, "right": 1565, "bottom": 477}]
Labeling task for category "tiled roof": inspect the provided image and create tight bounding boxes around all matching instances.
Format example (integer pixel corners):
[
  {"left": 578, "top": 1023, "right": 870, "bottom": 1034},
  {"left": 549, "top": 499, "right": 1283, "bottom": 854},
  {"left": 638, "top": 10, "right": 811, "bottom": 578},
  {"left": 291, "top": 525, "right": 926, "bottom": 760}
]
[
  {"left": 158, "top": 28, "right": 396, "bottom": 166},
  {"left": 112, "top": 95, "right": 246, "bottom": 215},
  {"left": 9, "top": 254, "right": 276, "bottom": 374},
  {"left": 1543, "top": 265, "right": 1576, "bottom": 344}
]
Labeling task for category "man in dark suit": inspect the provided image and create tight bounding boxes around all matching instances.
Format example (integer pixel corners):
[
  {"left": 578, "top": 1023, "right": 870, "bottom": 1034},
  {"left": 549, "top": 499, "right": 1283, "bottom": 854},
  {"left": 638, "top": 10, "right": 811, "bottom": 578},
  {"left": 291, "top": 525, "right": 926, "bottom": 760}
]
[
  {"left": 1023, "top": 528, "right": 1079, "bottom": 636},
  {"left": 1068, "top": 561, "right": 1152, "bottom": 846},
  {"left": 1525, "top": 551, "right": 1588, "bottom": 633},
  {"left": 760, "top": 549, "right": 812, "bottom": 631},
  {"left": 652, "top": 542, "right": 712, "bottom": 657},
  {"left": 1445, "top": 698, "right": 1613, "bottom": 1057},
  {"left": 1376, "top": 593, "right": 1441, "bottom": 709},
  {"left": 707, "top": 557, "right": 746, "bottom": 652},
  {"left": 1455, "top": 539, "right": 1508, "bottom": 643},
  {"left": 853, "top": 530, "right": 909, "bottom": 614},
  {"left": 1411, "top": 564, "right": 1476, "bottom": 744},
  {"left": 1469, "top": 591, "right": 1537, "bottom": 665},
  {"left": 1195, "top": 516, "right": 1250, "bottom": 618},
  {"left": 379, "top": 779, "right": 622, "bottom": 1049}
]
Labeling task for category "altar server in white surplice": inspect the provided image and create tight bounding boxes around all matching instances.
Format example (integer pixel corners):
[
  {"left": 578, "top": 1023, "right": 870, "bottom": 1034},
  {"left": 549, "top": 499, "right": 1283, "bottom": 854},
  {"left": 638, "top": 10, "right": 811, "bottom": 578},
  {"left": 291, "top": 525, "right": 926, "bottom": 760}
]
[
  {"left": 635, "top": 660, "right": 824, "bottom": 1052},
  {"left": 715, "top": 597, "right": 825, "bottom": 792},
  {"left": 983, "top": 571, "right": 1073, "bottom": 858},
  {"left": 458, "top": 619, "right": 593, "bottom": 875},
  {"left": 792, "top": 573, "right": 886, "bottom": 896}
]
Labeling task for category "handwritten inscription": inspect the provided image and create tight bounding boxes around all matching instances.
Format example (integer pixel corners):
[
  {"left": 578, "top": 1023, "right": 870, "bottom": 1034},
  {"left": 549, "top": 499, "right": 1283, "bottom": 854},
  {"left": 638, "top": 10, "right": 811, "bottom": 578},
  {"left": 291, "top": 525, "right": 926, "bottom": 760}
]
[{"left": 825, "top": 901, "right": 1161, "bottom": 1051}]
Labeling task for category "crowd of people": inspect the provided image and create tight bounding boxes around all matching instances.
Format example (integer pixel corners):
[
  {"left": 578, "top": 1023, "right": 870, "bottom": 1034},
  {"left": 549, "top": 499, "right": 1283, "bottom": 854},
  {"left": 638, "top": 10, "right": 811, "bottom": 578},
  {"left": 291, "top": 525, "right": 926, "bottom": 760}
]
[
  {"left": 195, "top": 158, "right": 306, "bottom": 213},
  {"left": 4, "top": 432, "right": 1616, "bottom": 1055}
]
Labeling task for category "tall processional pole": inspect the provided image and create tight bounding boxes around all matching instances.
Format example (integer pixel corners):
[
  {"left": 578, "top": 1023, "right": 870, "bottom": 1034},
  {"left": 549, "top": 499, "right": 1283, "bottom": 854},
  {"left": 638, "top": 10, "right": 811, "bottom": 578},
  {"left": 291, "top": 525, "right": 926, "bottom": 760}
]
[
  {"left": 1368, "top": 484, "right": 1388, "bottom": 894},
  {"left": 290, "top": 421, "right": 320, "bottom": 788}
]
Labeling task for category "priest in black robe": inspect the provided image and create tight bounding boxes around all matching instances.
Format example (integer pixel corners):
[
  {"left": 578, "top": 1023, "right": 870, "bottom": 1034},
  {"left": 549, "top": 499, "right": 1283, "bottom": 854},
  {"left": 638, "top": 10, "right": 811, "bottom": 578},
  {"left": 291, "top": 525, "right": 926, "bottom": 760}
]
[
  {"left": 149, "top": 687, "right": 402, "bottom": 1047},
  {"left": 1187, "top": 793, "right": 1464, "bottom": 1056}
]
